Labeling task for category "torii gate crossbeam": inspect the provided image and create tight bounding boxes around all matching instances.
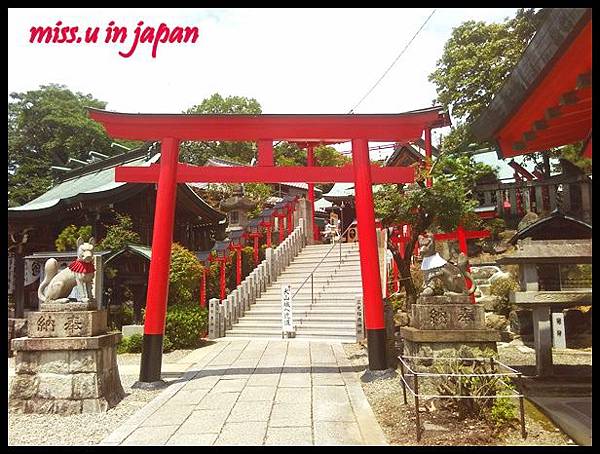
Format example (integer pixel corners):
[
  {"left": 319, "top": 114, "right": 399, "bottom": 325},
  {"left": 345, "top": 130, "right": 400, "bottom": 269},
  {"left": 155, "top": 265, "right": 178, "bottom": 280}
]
[{"left": 88, "top": 107, "right": 450, "bottom": 384}]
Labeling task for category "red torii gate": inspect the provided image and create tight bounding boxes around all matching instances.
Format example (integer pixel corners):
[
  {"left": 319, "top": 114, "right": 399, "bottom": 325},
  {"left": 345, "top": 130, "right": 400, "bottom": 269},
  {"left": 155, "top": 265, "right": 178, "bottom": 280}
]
[{"left": 89, "top": 107, "right": 450, "bottom": 383}]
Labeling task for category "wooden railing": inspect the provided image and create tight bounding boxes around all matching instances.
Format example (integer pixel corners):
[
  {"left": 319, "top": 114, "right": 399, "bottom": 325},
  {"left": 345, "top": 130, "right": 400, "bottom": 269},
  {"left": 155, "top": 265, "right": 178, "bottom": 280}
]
[{"left": 474, "top": 174, "right": 592, "bottom": 223}]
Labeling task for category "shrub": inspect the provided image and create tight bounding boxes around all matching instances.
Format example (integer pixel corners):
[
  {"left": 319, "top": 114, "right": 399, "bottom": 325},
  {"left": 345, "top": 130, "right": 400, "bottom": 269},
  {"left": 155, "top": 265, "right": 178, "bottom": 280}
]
[
  {"left": 117, "top": 333, "right": 143, "bottom": 354},
  {"left": 484, "top": 218, "right": 506, "bottom": 240},
  {"left": 162, "top": 335, "right": 174, "bottom": 353},
  {"left": 121, "top": 304, "right": 135, "bottom": 326},
  {"left": 169, "top": 243, "right": 203, "bottom": 306},
  {"left": 489, "top": 396, "right": 517, "bottom": 428},
  {"left": 434, "top": 349, "right": 517, "bottom": 423},
  {"left": 165, "top": 304, "right": 208, "bottom": 350}
]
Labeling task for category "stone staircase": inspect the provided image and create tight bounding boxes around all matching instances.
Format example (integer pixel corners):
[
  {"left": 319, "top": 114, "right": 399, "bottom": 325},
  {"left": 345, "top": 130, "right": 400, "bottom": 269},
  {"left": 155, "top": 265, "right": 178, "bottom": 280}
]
[{"left": 225, "top": 242, "right": 362, "bottom": 341}]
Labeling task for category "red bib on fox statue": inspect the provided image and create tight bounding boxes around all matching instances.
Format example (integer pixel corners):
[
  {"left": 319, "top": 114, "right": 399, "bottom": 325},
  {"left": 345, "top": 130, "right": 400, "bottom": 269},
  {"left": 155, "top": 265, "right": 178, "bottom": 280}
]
[{"left": 68, "top": 259, "right": 95, "bottom": 274}]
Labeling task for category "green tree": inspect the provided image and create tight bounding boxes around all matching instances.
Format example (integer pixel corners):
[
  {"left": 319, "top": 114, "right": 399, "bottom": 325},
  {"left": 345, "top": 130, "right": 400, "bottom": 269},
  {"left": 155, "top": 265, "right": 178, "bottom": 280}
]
[
  {"left": 244, "top": 183, "right": 275, "bottom": 217},
  {"left": 179, "top": 93, "right": 262, "bottom": 165},
  {"left": 375, "top": 154, "right": 495, "bottom": 304},
  {"left": 55, "top": 225, "right": 93, "bottom": 252},
  {"left": 314, "top": 145, "right": 352, "bottom": 168},
  {"left": 428, "top": 9, "right": 544, "bottom": 152},
  {"left": 8, "top": 84, "right": 133, "bottom": 206},
  {"left": 169, "top": 243, "right": 203, "bottom": 306},
  {"left": 98, "top": 212, "right": 141, "bottom": 251}
]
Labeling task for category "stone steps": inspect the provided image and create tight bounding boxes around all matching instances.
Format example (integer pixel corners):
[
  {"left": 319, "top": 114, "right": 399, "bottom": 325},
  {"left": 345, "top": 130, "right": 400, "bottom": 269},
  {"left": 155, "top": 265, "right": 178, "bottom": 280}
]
[
  {"left": 234, "top": 320, "right": 356, "bottom": 329},
  {"left": 225, "top": 238, "right": 363, "bottom": 341},
  {"left": 237, "top": 315, "right": 355, "bottom": 323},
  {"left": 225, "top": 330, "right": 357, "bottom": 341},
  {"left": 272, "top": 275, "right": 362, "bottom": 283}
]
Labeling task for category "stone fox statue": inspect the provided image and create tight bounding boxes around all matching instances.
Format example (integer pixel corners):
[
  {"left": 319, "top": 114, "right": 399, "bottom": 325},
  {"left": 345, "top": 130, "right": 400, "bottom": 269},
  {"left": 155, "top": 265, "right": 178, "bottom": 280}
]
[
  {"left": 418, "top": 233, "right": 475, "bottom": 296},
  {"left": 38, "top": 237, "right": 96, "bottom": 304}
]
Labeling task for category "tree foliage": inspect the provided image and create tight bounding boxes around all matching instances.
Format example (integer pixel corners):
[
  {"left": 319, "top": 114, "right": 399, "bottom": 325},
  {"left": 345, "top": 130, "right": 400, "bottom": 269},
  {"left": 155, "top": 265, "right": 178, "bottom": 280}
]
[
  {"left": 8, "top": 84, "right": 123, "bottom": 206},
  {"left": 375, "top": 155, "right": 495, "bottom": 303},
  {"left": 179, "top": 93, "right": 262, "bottom": 165},
  {"left": 98, "top": 212, "right": 141, "bottom": 251},
  {"left": 428, "top": 9, "right": 544, "bottom": 152},
  {"left": 245, "top": 183, "right": 275, "bottom": 217},
  {"left": 55, "top": 224, "right": 93, "bottom": 252}
]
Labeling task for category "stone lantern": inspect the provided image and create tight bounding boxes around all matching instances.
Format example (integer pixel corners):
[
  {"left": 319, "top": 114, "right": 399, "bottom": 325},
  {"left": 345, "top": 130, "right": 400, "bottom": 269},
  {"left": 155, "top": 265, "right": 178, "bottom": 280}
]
[{"left": 219, "top": 186, "right": 256, "bottom": 234}]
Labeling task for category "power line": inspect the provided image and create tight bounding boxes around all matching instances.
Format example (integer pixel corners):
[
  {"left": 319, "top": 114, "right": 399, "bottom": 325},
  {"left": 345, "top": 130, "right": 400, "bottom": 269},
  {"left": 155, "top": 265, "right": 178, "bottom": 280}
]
[{"left": 348, "top": 8, "right": 437, "bottom": 114}]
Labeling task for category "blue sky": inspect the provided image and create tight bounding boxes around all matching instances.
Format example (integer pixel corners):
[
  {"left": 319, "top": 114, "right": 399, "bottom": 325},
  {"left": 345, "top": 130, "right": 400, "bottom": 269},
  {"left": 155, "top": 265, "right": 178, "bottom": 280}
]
[{"left": 8, "top": 8, "right": 532, "bottom": 178}]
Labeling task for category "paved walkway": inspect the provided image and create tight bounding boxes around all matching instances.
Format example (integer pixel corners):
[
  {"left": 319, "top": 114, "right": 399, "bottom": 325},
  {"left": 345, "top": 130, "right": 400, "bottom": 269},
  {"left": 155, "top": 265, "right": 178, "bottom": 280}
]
[{"left": 100, "top": 339, "right": 388, "bottom": 446}]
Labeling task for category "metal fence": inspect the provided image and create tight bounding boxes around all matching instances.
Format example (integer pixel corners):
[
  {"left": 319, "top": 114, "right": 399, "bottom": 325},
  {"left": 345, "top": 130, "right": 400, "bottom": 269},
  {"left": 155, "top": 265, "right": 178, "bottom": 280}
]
[{"left": 397, "top": 354, "right": 527, "bottom": 441}]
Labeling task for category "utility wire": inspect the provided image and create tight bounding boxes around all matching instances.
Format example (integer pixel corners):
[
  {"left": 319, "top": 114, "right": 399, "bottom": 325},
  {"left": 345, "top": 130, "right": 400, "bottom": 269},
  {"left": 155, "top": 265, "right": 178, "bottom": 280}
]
[{"left": 348, "top": 8, "right": 437, "bottom": 114}]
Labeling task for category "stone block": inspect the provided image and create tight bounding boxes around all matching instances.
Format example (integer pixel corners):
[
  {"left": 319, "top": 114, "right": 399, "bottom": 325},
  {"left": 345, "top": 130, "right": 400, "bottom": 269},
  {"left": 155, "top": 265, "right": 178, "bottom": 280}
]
[
  {"left": 24, "top": 397, "right": 58, "bottom": 414},
  {"left": 403, "top": 340, "right": 499, "bottom": 359},
  {"left": 509, "top": 309, "right": 533, "bottom": 335},
  {"left": 417, "top": 294, "right": 471, "bottom": 305},
  {"left": 10, "top": 374, "right": 40, "bottom": 399},
  {"left": 28, "top": 310, "right": 107, "bottom": 338},
  {"left": 12, "top": 333, "right": 121, "bottom": 351},
  {"left": 69, "top": 350, "right": 98, "bottom": 373},
  {"left": 72, "top": 372, "right": 100, "bottom": 399},
  {"left": 53, "top": 399, "right": 83, "bottom": 415},
  {"left": 37, "top": 373, "right": 73, "bottom": 399},
  {"left": 400, "top": 326, "right": 501, "bottom": 343},
  {"left": 37, "top": 350, "right": 70, "bottom": 374},
  {"left": 411, "top": 303, "right": 485, "bottom": 330},
  {"left": 39, "top": 301, "right": 98, "bottom": 312},
  {"left": 9, "top": 333, "right": 123, "bottom": 415},
  {"left": 15, "top": 351, "right": 39, "bottom": 374},
  {"left": 82, "top": 397, "right": 109, "bottom": 413}
]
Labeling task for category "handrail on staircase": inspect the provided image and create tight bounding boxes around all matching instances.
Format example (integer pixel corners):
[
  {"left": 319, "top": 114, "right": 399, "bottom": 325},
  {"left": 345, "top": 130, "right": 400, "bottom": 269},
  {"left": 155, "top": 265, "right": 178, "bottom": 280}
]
[{"left": 291, "top": 221, "right": 356, "bottom": 303}]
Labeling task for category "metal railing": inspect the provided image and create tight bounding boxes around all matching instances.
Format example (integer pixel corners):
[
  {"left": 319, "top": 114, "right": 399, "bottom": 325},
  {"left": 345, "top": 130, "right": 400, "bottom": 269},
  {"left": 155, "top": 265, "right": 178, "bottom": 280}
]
[
  {"left": 292, "top": 221, "right": 356, "bottom": 305},
  {"left": 398, "top": 354, "right": 526, "bottom": 442}
]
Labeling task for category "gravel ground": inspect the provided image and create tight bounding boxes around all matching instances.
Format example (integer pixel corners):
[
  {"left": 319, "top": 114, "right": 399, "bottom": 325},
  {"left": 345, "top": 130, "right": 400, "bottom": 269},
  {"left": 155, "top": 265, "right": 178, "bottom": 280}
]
[
  {"left": 8, "top": 349, "right": 195, "bottom": 446},
  {"left": 343, "top": 342, "right": 589, "bottom": 446}
]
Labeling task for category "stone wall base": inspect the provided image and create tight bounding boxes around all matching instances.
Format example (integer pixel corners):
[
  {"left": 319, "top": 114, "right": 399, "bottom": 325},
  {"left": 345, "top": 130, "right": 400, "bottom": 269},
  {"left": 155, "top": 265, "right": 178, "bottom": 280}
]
[
  {"left": 8, "top": 318, "right": 27, "bottom": 357},
  {"left": 403, "top": 339, "right": 499, "bottom": 359},
  {"left": 9, "top": 333, "right": 124, "bottom": 414}
]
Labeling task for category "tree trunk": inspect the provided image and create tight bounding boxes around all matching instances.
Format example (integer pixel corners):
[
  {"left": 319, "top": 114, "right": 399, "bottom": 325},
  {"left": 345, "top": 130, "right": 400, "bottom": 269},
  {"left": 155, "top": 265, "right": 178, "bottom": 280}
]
[{"left": 386, "top": 211, "right": 432, "bottom": 310}]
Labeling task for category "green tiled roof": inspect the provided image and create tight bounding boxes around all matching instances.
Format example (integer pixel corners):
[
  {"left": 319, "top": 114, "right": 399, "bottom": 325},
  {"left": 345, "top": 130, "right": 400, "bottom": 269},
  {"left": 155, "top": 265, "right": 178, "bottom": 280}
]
[
  {"left": 9, "top": 151, "right": 159, "bottom": 213},
  {"left": 104, "top": 244, "right": 152, "bottom": 265}
]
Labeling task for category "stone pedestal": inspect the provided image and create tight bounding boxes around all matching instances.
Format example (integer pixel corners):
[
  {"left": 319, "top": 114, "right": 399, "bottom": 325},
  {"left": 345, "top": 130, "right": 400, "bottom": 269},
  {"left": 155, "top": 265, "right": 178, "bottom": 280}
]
[
  {"left": 9, "top": 307, "right": 124, "bottom": 414},
  {"left": 400, "top": 295, "right": 500, "bottom": 358}
]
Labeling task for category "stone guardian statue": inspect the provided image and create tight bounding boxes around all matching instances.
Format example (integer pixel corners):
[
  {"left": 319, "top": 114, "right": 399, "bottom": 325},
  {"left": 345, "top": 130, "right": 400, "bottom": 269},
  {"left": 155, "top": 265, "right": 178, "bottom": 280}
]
[{"left": 37, "top": 237, "right": 96, "bottom": 304}]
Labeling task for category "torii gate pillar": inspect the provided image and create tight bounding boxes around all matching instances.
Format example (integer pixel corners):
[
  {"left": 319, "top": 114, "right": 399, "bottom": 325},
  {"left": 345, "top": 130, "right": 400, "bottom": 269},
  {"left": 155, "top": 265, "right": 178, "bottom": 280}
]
[
  {"left": 352, "top": 138, "right": 386, "bottom": 370},
  {"left": 138, "top": 137, "right": 179, "bottom": 384}
]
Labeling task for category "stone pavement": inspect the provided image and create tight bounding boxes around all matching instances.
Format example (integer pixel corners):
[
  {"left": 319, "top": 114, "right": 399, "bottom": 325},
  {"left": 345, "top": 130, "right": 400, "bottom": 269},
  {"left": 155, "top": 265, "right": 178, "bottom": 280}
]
[{"left": 100, "top": 339, "right": 388, "bottom": 446}]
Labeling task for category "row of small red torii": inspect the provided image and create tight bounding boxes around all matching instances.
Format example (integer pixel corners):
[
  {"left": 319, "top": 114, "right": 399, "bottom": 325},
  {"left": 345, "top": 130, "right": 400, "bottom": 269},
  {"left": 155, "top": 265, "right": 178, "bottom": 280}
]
[
  {"left": 88, "top": 106, "right": 450, "bottom": 381},
  {"left": 197, "top": 195, "right": 300, "bottom": 305}
]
